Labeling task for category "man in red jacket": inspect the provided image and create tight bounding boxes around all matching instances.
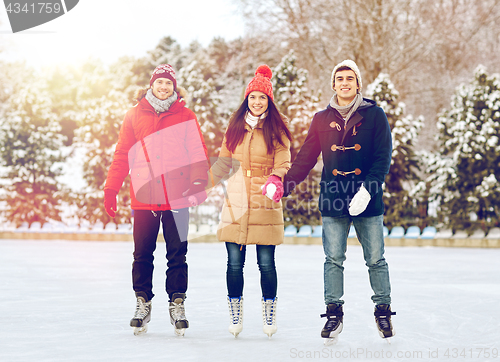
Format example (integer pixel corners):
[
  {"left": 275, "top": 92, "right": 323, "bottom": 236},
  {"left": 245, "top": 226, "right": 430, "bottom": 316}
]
[{"left": 104, "top": 64, "right": 209, "bottom": 336}]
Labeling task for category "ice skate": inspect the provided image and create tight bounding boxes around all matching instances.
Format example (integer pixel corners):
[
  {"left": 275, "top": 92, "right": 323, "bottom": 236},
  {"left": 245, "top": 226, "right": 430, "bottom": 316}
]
[
  {"left": 374, "top": 304, "right": 396, "bottom": 343},
  {"left": 228, "top": 296, "right": 243, "bottom": 337},
  {"left": 169, "top": 293, "right": 189, "bottom": 336},
  {"left": 262, "top": 297, "right": 277, "bottom": 338},
  {"left": 130, "top": 296, "right": 152, "bottom": 336},
  {"left": 320, "top": 304, "right": 343, "bottom": 346}
]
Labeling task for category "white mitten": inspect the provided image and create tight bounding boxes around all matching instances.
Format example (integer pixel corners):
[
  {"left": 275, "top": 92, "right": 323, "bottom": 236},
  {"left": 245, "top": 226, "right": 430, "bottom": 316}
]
[
  {"left": 261, "top": 183, "right": 277, "bottom": 200},
  {"left": 349, "top": 184, "right": 371, "bottom": 216}
]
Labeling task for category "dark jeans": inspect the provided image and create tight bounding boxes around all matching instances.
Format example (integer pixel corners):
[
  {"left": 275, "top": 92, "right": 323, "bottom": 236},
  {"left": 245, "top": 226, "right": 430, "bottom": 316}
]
[
  {"left": 226, "top": 242, "right": 277, "bottom": 299},
  {"left": 132, "top": 209, "right": 189, "bottom": 302}
]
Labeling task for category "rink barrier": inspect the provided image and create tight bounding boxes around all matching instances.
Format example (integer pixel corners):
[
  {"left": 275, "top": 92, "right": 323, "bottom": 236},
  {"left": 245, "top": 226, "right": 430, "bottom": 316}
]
[{"left": 1, "top": 225, "right": 499, "bottom": 248}]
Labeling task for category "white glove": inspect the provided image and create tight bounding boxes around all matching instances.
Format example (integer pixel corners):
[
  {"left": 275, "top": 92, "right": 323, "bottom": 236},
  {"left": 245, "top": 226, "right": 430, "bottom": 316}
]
[
  {"left": 349, "top": 184, "right": 371, "bottom": 216},
  {"left": 261, "top": 183, "right": 277, "bottom": 200}
]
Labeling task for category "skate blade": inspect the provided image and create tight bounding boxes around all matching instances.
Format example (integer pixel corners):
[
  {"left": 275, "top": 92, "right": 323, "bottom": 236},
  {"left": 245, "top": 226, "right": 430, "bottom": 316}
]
[
  {"left": 264, "top": 330, "right": 276, "bottom": 339},
  {"left": 324, "top": 336, "right": 338, "bottom": 346},
  {"left": 133, "top": 324, "right": 148, "bottom": 336}
]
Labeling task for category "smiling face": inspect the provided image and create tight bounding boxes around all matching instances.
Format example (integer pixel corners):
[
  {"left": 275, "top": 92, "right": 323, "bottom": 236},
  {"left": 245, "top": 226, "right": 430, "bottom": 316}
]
[
  {"left": 247, "top": 91, "right": 269, "bottom": 117},
  {"left": 152, "top": 78, "right": 175, "bottom": 100},
  {"left": 333, "top": 69, "right": 359, "bottom": 106}
]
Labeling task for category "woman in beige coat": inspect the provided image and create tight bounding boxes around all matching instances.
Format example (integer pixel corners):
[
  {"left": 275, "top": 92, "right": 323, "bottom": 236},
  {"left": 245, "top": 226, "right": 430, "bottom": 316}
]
[{"left": 210, "top": 65, "right": 292, "bottom": 338}]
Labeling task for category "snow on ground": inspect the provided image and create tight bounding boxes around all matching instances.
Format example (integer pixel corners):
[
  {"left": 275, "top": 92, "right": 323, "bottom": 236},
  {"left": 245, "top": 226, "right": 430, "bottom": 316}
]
[{"left": 1, "top": 239, "right": 499, "bottom": 362}]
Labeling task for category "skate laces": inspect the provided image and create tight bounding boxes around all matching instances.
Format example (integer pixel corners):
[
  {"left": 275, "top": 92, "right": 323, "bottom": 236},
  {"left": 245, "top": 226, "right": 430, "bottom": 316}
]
[
  {"left": 327, "top": 317, "right": 340, "bottom": 328},
  {"left": 134, "top": 298, "right": 151, "bottom": 319},
  {"left": 377, "top": 316, "right": 391, "bottom": 330},
  {"left": 170, "top": 300, "right": 186, "bottom": 321},
  {"left": 375, "top": 306, "right": 395, "bottom": 331},
  {"left": 228, "top": 297, "right": 242, "bottom": 324},
  {"left": 263, "top": 298, "right": 277, "bottom": 326}
]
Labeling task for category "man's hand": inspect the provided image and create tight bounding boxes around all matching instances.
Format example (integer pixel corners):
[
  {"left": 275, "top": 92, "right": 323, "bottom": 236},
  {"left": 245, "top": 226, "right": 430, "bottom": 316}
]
[
  {"left": 349, "top": 184, "right": 371, "bottom": 216},
  {"left": 104, "top": 190, "right": 118, "bottom": 218},
  {"left": 182, "top": 180, "right": 206, "bottom": 206}
]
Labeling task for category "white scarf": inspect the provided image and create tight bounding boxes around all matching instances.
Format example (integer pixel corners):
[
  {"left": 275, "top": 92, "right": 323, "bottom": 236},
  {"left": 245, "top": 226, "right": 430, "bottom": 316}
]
[{"left": 245, "top": 111, "right": 267, "bottom": 128}]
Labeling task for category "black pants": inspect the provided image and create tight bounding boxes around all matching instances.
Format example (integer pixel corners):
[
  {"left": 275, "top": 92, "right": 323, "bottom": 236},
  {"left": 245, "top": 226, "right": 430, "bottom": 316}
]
[{"left": 132, "top": 209, "right": 189, "bottom": 302}]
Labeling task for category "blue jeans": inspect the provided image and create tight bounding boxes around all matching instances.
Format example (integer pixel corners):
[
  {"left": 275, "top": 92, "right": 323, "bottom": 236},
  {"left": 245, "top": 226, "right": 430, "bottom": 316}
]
[
  {"left": 226, "top": 242, "right": 277, "bottom": 299},
  {"left": 322, "top": 215, "right": 391, "bottom": 305}
]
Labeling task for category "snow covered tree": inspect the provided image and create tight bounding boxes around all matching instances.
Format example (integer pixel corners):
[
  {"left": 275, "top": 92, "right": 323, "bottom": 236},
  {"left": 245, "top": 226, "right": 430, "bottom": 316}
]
[
  {"left": 0, "top": 77, "right": 68, "bottom": 227},
  {"left": 177, "top": 59, "right": 225, "bottom": 159},
  {"left": 272, "top": 50, "right": 323, "bottom": 228},
  {"left": 148, "top": 36, "right": 190, "bottom": 74},
  {"left": 366, "top": 73, "right": 424, "bottom": 228},
  {"left": 71, "top": 60, "right": 134, "bottom": 227},
  {"left": 428, "top": 65, "right": 500, "bottom": 232},
  {"left": 273, "top": 50, "right": 322, "bottom": 160}
]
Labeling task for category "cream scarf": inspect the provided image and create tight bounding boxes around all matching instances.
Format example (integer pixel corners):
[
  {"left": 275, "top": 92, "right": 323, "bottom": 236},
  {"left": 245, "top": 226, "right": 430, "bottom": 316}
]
[{"left": 245, "top": 111, "right": 267, "bottom": 128}]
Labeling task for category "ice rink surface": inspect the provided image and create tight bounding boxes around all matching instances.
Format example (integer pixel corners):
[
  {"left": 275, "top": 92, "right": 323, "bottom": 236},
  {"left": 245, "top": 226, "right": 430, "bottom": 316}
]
[{"left": 1, "top": 239, "right": 499, "bottom": 362}]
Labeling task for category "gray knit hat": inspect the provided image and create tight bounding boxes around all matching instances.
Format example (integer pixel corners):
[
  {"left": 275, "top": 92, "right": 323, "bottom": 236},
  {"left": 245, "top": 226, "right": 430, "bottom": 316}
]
[{"left": 331, "top": 59, "right": 362, "bottom": 91}]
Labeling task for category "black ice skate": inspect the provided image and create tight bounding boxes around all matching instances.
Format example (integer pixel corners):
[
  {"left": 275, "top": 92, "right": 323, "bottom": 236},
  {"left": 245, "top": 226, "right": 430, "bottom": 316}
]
[
  {"left": 374, "top": 304, "right": 396, "bottom": 343},
  {"left": 320, "top": 304, "right": 343, "bottom": 346},
  {"left": 130, "top": 296, "right": 152, "bottom": 336},
  {"left": 169, "top": 293, "right": 189, "bottom": 336}
]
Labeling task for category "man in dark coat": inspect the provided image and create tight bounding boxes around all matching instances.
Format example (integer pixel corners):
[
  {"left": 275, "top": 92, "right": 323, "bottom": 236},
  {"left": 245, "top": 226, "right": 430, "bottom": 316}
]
[{"left": 283, "top": 60, "right": 396, "bottom": 343}]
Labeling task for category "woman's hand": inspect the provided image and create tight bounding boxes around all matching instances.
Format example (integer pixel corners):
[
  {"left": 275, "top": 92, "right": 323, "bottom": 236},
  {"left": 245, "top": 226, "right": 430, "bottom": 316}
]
[{"left": 262, "top": 175, "right": 284, "bottom": 203}]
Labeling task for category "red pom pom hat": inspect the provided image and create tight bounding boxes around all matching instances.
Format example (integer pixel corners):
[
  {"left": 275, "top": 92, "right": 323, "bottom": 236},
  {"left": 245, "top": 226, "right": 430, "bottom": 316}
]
[
  {"left": 150, "top": 64, "right": 177, "bottom": 90},
  {"left": 244, "top": 64, "right": 274, "bottom": 101}
]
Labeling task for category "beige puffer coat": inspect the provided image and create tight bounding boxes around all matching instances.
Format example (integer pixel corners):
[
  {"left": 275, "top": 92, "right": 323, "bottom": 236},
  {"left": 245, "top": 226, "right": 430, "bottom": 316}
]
[{"left": 211, "top": 121, "right": 291, "bottom": 245}]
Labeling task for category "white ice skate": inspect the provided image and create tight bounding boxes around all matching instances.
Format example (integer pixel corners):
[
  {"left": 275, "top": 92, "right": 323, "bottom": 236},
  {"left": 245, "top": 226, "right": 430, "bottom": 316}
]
[
  {"left": 130, "top": 297, "right": 152, "bottom": 336},
  {"left": 262, "top": 297, "right": 278, "bottom": 338},
  {"left": 228, "top": 296, "right": 243, "bottom": 337},
  {"left": 169, "top": 293, "right": 189, "bottom": 336}
]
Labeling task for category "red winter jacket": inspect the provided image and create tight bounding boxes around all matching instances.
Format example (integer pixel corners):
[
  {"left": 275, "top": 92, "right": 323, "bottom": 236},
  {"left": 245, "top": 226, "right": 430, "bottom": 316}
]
[{"left": 104, "top": 93, "right": 209, "bottom": 211}]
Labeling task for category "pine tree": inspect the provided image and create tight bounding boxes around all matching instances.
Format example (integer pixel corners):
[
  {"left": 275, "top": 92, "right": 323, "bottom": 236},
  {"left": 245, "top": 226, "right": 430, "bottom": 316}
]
[
  {"left": 272, "top": 50, "right": 322, "bottom": 228},
  {"left": 273, "top": 50, "right": 322, "bottom": 160},
  {"left": 0, "top": 78, "right": 68, "bottom": 227},
  {"left": 428, "top": 65, "right": 500, "bottom": 232},
  {"left": 366, "top": 73, "right": 424, "bottom": 229},
  {"left": 177, "top": 59, "right": 225, "bottom": 159}
]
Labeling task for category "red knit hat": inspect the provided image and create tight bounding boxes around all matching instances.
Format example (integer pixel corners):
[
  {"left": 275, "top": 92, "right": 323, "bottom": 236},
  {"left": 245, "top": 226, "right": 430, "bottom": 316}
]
[
  {"left": 244, "top": 65, "right": 274, "bottom": 101},
  {"left": 149, "top": 64, "right": 177, "bottom": 89}
]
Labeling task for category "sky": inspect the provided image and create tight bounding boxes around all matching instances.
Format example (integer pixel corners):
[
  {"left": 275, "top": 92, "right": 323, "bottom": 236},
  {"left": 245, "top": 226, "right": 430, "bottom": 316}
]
[{"left": 0, "top": 0, "right": 245, "bottom": 68}]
